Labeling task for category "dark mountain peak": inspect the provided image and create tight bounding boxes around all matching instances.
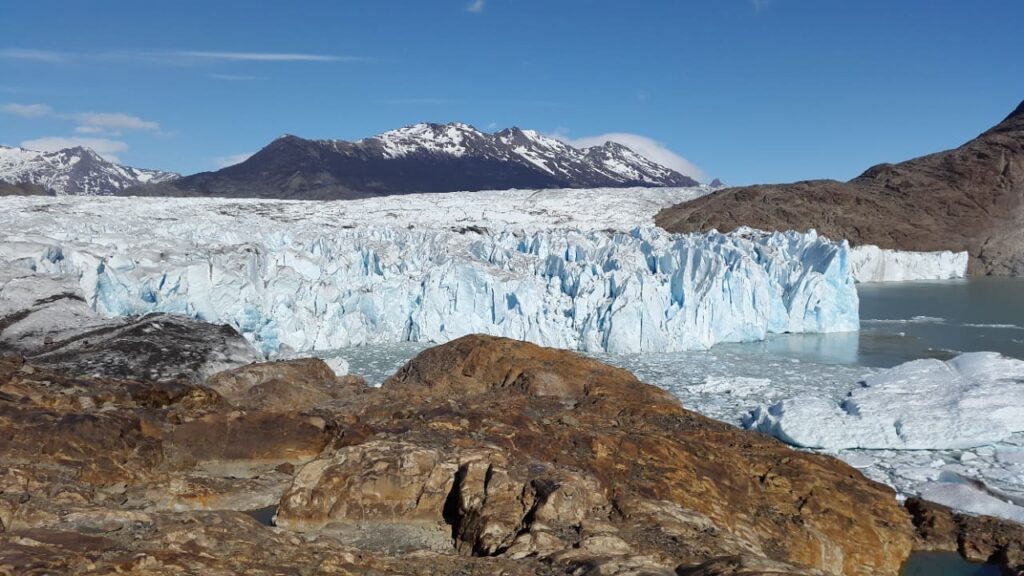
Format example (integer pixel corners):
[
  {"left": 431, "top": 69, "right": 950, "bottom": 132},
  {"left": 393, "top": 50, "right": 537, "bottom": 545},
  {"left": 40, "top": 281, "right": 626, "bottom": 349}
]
[
  {"left": 593, "top": 140, "right": 632, "bottom": 153},
  {"left": 137, "top": 121, "right": 697, "bottom": 200},
  {"left": 986, "top": 99, "right": 1024, "bottom": 135},
  {"left": 1007, "top": 100, "right": 1024, "bottom": 121}
]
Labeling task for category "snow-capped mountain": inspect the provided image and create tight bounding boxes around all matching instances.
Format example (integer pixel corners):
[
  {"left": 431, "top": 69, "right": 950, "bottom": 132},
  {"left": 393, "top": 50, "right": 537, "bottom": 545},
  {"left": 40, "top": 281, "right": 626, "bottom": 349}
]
[
  {"left": 0, "top": 145, "right": 178, "bottom": 196},
  {"left": 136, "top": 122, "right": 698, "bottom": 200}
]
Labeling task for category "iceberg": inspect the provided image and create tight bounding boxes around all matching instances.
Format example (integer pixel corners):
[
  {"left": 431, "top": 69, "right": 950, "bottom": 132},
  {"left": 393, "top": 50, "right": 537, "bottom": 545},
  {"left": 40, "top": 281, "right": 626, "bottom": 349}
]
[
  {"left": 744, "top": 352, "right": 1024, "bottom": 450},
  {"left": 850, "top": 245, "right": 968, "bottom": 282},
  {"left": 0, "top": 194, "right": 860, "bottom": 356}
]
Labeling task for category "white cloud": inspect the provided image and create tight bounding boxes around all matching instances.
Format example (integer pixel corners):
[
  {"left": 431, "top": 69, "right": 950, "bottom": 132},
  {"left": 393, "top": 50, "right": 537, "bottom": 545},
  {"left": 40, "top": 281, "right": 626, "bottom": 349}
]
[
  {"left": 752, "top": 0, "right": 769, "bottom": 12},
  {"left": 1, "top": 103, "right": 53, "bottom": 118},
  {"left": 0, "top": 48, "right": 64, "bottom": 62},
  {"left": 74, "top": 125, "right": 105, "bottom": 134},
  {"left": 556, "top": 132, "right": 707, "bottom": 181},
  {"left": 0, "top": 48, "right": 363, "bottom": 65},
  {"left": 176, "top": 51, "right": 359, "bottom": 62},
  {"left": 20, "top": 137, "right": 128, "bottom": 162},
  {"left": 213, "top": 152, "right": 253, "bottom": 168},
  {"left": 73, "top": 112, "right": 159, "bottom": 131},
  {"left": 466, "top": 0, "right": 485, "bottom": 12}
]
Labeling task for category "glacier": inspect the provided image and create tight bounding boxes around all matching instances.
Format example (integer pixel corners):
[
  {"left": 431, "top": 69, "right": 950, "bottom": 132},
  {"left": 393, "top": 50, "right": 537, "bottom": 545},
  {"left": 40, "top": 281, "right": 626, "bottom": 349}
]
[
  {"left": 850, "top": 245, "right": 968, "bottom": 282},
  {"left": 0, "top": 191, "right": 859, "bottom": 356}
]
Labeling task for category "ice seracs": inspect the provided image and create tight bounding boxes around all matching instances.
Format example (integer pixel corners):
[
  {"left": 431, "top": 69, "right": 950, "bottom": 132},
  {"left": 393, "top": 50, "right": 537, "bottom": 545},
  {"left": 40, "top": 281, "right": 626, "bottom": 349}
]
[
  {"left": 744, "top": 352, "right": 1024, "bottom": 450},
  {"left": 850, "top": 245, "right": 968, "bottom": 282},
  {"left": 0, "top": 190, "right": 859, "bottom": 357}
]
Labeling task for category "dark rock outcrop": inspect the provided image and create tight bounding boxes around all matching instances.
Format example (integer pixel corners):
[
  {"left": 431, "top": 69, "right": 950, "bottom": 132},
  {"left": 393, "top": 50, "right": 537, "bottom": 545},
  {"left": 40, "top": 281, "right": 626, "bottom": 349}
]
[
  {"left": 906, "top": 497, "right": 1024, "bottom": 574},
  {"left": 656, "top": 100, "right": 1024, "bottom": 275}
]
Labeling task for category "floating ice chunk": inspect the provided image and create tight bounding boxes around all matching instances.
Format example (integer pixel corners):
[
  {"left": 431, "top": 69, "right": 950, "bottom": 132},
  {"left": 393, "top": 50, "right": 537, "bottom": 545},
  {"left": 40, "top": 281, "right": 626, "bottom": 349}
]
[
  {"left": 919, "top": 481, "right": 1024, "bottom": 524},
  {"left": 690, "top": 376, "right": 772, "bottom": 397},
  {"left": 744, "top": 352, "right": 1024, "bottom": 450},
  {"left": 850, "top": 245, "right": 968, "bottom": 282},
  {"left": 322, "top": 356, "right": 350, "bottom": 378}
]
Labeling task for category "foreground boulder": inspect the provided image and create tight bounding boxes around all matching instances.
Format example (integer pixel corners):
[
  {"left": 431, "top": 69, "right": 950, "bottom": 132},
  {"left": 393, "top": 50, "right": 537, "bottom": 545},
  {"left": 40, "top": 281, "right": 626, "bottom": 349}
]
[
  {"left": 279, "top": 335, "right": 914, "bottom": 574},
  {"left": 0, "top": 333, "right": 946, "bottom": 575},
  {"left": 906, "top": 497, "right": 1024, "bottom": 574},
  {"left": 656, "top": 100, "right": 1024, "bottom": 276}
]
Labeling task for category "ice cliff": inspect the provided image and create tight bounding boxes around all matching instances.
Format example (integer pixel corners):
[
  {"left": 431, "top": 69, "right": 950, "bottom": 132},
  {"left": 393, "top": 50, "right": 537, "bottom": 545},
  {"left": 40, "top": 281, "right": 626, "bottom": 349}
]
[
  {"left": 850, "top": 245, "right": 968, "bottom": 282},
  {"left": 0, "top": 194, "right": 860, "bottom": 355}
]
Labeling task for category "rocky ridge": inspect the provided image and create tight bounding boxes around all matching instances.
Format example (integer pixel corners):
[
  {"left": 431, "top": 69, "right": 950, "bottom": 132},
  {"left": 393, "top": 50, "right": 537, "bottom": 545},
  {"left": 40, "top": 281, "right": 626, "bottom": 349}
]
[
  {"left": 656, "top": 100, "right": 1024, "bottom": 275},
  {"left": 4, "top": 328, "right": 1020, "bottom": 575}
]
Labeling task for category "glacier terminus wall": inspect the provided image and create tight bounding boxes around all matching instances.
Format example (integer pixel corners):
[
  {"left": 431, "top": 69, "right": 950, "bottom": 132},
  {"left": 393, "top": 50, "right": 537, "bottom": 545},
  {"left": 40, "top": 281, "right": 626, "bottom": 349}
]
[{"left": 0, "top": 192, "right": 860, "bottom": 356}]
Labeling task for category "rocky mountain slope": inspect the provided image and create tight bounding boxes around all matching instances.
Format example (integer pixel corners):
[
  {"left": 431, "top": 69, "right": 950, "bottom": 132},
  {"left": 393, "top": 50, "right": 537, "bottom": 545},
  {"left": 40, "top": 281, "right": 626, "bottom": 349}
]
[
  {"left": 132, "top": 122, "right": 698, "bottom": 199},
  {"left": 656, "top": 100, "right": 1024, "bottom": 276},
  {"left": 0, "top": 145, "right": 178, "bottom": 196}
]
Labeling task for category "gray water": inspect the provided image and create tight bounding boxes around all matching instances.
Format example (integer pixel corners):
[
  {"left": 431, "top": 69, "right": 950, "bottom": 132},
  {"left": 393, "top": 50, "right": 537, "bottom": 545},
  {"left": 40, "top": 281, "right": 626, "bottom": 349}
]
[
  {"left": 335, "top": 278, "right": 1024, "bottom": 384},
  {"left": 725, "top": 277, "right": 1024, "bottom": 368},
  {"left": 899, "top": 551, "right": 1001, "bottom": 576}
]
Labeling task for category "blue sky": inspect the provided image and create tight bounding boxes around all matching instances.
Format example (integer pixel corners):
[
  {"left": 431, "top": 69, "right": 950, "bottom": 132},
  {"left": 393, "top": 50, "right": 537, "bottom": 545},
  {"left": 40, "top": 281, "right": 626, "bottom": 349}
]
[{"left": 1, "top": 0, "right": 1022, "bottom": 184}]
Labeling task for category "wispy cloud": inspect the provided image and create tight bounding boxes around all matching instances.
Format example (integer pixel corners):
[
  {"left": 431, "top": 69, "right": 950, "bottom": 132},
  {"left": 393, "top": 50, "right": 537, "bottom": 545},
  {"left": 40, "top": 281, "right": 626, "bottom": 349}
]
[
  {"left": 206, "top": 73, "right": 262, "bottom": 81},
  {"left": 73, "top": 112, "right": 159, "bottom": 131},
  {"left": 212, "top": 152, "right": 254, "bottom": 168},
  {"left": 466, "top": 0, "right": 485, "bottom": 13},
  {"left": 1, "top": 103, "right": 53, "bottom": 118},
  {"left": 0, "top": 48, "right": 65, "bottom": 62},
  {"left": 751, "top": 0, "right": 770, "bottom": 13},
  {"left": 20, "top": 136, "right": 128, "bottom": 162},
  {"left": 0, "top": 48, "right": 365, "bottom": 65},
  {"left": 554, "top": 131, "right": 707, "bottom": 181},
  {"left": 174, "top": 51, "right": 361, "bottom": 62}
]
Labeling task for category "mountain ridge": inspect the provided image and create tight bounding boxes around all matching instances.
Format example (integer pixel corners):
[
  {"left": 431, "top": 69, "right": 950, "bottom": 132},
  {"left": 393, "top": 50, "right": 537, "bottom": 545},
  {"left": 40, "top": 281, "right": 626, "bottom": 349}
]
[
  {"left": 656, "top": 100, "right": 1024, "bottom": 276},
  {"left": 130, "top": 122, "right": 698, "bottom": 200},
  {"left": 0, "top": 145, "right": 178, "bottom": 196}
]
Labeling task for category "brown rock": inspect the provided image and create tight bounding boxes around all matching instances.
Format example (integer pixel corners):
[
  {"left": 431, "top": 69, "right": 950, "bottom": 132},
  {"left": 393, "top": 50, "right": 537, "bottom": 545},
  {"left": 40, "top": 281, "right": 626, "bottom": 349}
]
[
  {"left": 164, "top": 411, "right": 332, "bottom": 476},
  {"left": 906, "top": 497, "right": 1024, "bottom": 574},
  {"left": 205, "top": 357, "right": 345, "bottom": 411},
  {"left": 281, "top": 335, "right": 915, "bottom": 575},
  {"left": 675, "top": 555, "right": 827, "bottom": 575},
  {"left": 656, "top": 101, "right": 1024, "bottom": 276}
]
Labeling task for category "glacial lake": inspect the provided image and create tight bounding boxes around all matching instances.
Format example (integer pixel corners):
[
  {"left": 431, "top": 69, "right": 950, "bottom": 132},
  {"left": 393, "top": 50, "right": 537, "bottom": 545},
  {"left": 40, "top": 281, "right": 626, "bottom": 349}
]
[{"left": 722, "top": 277, "right": 1024, "bottom": 368}]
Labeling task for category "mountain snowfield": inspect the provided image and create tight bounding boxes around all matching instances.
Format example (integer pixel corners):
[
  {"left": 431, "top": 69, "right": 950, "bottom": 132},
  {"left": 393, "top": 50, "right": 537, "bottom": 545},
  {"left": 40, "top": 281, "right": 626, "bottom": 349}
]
[
  {"left": 364, "top": 122, "right": 690, "bottom": 186},
  {"left": 0, "top": 188, "right": 861, "bottom": 356},
  {"left": 0, "top": 145, "right": 178, "bottom": 195}
]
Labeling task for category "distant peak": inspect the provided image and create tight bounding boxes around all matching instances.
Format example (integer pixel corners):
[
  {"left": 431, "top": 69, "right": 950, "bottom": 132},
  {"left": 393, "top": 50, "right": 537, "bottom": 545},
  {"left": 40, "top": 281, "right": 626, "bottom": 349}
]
[{"left": 984, "top": 99, "right": 1024, "bottom": 135}]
